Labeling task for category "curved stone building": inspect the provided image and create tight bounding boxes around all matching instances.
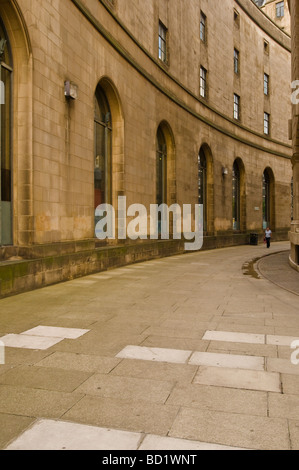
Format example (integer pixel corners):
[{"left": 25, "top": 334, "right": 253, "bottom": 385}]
[
  {"left": 288, "top": 0, "right": 299, "bottom": 271},
  {"left": 0, "top": 0, "right": 293, "bottom": 295}
]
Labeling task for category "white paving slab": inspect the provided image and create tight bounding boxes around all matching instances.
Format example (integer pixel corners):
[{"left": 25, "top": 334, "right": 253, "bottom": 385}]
[
  {"left": 21, "top": 326, "right": 90, "bottom": 340},
  {"left": 203, "top": 331, "right": 265, "bottom": 345},
  {"left": 194, "top": 366, "right": 281, "bottom": 393},
  {"left": 267, "top": 335, "right": 299, "bottom": 347},
  {"left": 189, "top": 351, "right": 264, "bottom": 371},
  {"left": 139, "top": 434, "right": 247, "bottom": 451},
  {"left": 0, "top": 334, "right": 63, "bottom": 350},
  {"left": 116, "top": 345, "right": 192, "bottom": 364},
  {"left": 5, "top": 419, "right": 142, "bottom": 450}
]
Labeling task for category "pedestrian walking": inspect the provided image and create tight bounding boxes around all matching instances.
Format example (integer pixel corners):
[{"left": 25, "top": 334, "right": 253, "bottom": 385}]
[{"left": 265, "top": 227, "right": 272, "bottom": 248}]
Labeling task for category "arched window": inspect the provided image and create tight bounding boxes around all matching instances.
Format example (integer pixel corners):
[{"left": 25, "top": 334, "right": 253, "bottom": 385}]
[
  {"left": 263, "top": 170, "right": 271, "bottom": 229},
  {"left": 0, "top": 20, "right": 12, "bottom": 245},
  {"left": 198, "top": 147, "right": 207, "bottom": 232},
  {"left": 232, "top": 160, "right": 240, "bottom": 231},
  {"left": 291, "top": 177, "right": 294, "bottom": 222},
  {"left": 94, "top": 84, "right": 112, "bottom": 212},
  {"left": 156, "top": 126, "right": 167, "bottom": 206}
]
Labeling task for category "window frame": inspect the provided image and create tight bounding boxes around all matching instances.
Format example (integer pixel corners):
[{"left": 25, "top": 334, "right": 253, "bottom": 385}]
[
  {"left": 276, "top": 1, "right": 284, "bottom": 18},
  {"left": 234, "top": 48, "right": 240, "bottom": 75},
  {"left": 200, "top": 66, "right": 207, "bottom": 99},
  {"left": 158, "top": 21, "right": 168, "bottom": 64},
  {"left": 264, "top": 73, "right": 269, "bottom": 96},
  {"left": 234, "top": 94, "right": 240, "bottom": 121},
  {"left": 264, "top": 112, "right": 270, "bottom": 136},
  {"left": 200, "top": 11, "right": 207, "bottom": 44}
]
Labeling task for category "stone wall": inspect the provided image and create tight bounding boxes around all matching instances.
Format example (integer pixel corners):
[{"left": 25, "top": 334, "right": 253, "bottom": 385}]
[{"left": 0, "top": 0, "right": 293, "bottom": 275}]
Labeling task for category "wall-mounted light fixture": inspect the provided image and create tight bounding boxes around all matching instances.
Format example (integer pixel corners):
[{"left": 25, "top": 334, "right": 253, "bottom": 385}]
[
  {"left": 222, "top": 167, "right": 228, "bottom": 177},
  {"left": 64, "top": 80, "right": 78, "bottom": 100}
]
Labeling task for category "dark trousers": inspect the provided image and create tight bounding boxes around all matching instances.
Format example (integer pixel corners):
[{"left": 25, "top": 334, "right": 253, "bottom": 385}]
[{"left": 266, "top": 237, "right": 271, "bottom": 248}]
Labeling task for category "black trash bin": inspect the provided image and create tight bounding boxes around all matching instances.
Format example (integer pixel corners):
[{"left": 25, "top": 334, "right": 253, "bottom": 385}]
[{"left": 250, "top": 233, "right": 259, "bottom": 246}]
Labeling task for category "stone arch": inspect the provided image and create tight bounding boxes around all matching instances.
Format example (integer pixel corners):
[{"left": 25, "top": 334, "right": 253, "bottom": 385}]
[
  {"left": 198, "top": 143, "right": 214, "bottom": 234},
  {"left": 95, "top": 76, "right": 125, "bottom": 204},
  {"left": 232, "top": 157, "right": 246, "bottom": 232},
  {"left": 156, "top": 120, "right": 176, "bottom": 205},
  {"left": 263, "top": 166, "right": 275, "bottom": 230},
  {"left": 0, "top": 0, "right": 33, "bottom": 246}
]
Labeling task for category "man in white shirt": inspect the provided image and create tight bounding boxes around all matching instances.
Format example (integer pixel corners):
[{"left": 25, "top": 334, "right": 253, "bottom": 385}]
[{"left": 265, "top": 227, "right": 272, "bottom": 248}]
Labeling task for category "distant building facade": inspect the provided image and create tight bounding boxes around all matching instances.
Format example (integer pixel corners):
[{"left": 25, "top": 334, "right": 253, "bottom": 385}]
[
  {"left": 288, "top": 0, "right": 299, "bottom": 271},
  {"left": 254, "top": 0, "right": 291, "bottom": 34},
  {"left": 0, "top": 0, "right": 293, "bottom": 294}
]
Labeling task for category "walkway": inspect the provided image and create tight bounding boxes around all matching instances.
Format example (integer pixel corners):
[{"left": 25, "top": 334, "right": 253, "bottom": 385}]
[{"left": 0, "top": 241, "right": 299, "bottom": 450}]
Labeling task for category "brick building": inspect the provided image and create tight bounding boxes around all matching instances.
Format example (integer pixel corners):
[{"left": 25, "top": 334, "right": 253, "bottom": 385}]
[{"left": 0, "top": 0, "right": 293, "bottom": 296}]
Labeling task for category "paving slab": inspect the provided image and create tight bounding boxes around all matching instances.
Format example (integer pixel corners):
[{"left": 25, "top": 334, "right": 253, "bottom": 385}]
[
  {"left": 166, "top": 383, "right": 268, "bottom": 416},
  {"left": 5, "top": 419, "right": 142, "bottom": 451},
  {"left": 268, "top": 393, "right": 299, "bottom": 420},
  {"left": 63, "top": 396, "right": 180, "bottom": 435},
  {"left": 116, "top": 345, "right": 192, "bottom": 364},
  {"left": 0, "top": 334, "right": 64, "bottom": 350},
  {"left": 74, "top": 373, "right": 174, "bottom": 404},
  {"left": 0, "top": 366, "right": 92, "bottom": 393},
  {"left": 111, "top": 359, "right": 198, "bottom": 383},
  {"left": 189, "top": 351, "right": 264, "bottom": 370},
  {"left": 0, "top": 385, "right": 83, "bottom": 418},
  {"left": 35, "top": 352, "right": 121, "bottom": 374},
  {"left": 267, "top": 358, "right": 299, "bottom": 376},
  {"left": 193, "top": 366, "right": 281, "bottom": 393},
  {"left": 169, "top": 407, "right": 290, "bottom": 450},
  {"left": 21, "top": 326, "right": 90, "bottom": 340},
  {"left": 202, "top": 331, "right": 265, "bottom": 344}
]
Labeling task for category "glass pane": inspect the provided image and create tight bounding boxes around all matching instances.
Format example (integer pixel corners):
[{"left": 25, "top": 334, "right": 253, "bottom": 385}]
[
  {"left": 198, "top": 149, "right": 207, "bottom": 232},
  {"left": 94, "top": 122, "right": 106, "bottom": 208},
  {"left": 0, "top": 23, "right": 11, "bottom": 67},
  {"left": 156, "top": 127, "right": 167, "bottom": 206},
  {"left": 95, "top": 86, "right": 110, "bottom": 124},
  {"left": 1, "top": 66, "right": 11, "bottom": 203},
  {"left": 232, "top": 163, "right": 240, "bottom": 230},
  {"left": 263, "top": 172, "right": 270, "bottom": 229}
]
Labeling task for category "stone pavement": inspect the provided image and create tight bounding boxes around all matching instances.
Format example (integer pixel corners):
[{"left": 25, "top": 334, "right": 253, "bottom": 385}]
[{"left": 0, "top": 241, "right": 299, "bottom": 450}]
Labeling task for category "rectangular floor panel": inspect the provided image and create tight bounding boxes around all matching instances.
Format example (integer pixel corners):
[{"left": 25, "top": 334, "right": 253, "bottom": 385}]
[
  {"left": 5, "top": 419, "right": 142, "bottom": 450},
  {"left": 203, "top": 331, "right": 265, "bottom": 345},
  {"left": 189, "top": 351, "right": 264, "bottom": 371},
  {"left": 21, "top": 326, "right": 90, "bottom": 340},
  {"left": 194, "top": 366, "right": 281, "bottom": 393},
  {"left": 0, "top": 334, "right": 63, "bottom": 350},
  {"left": 116, "top": 345, "right": 192, "bottom": 364}
]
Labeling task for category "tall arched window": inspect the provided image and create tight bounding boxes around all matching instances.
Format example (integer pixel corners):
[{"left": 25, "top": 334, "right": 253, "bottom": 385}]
[
  {"left": 198, "top": 147, "right": 207, "bottom": 232},
  {"left": 291, "top": 177, "right": 294, "bottom": 222},
  {"left": 0, "top": 20, "right": 12, "bottom": 245},
  {"left": 232, "top": 161, "right": 240, "bottom": 231},
  {"left": 156, "top": 126, "right": 167, "bottom": 206},
  {"left": 263, "top": 170, "right": 271, "bottom": 229},
  {"left": 94, "top": 84, "right": 112, "bottom": 213}
]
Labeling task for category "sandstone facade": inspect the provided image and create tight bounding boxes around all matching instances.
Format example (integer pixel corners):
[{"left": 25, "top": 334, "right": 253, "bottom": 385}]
[
  {"left": 288, "top": 0, "right": 299, "bottom": 270},
  {"left": 0, "top": 0, "right": 293, "bottom": 261}
]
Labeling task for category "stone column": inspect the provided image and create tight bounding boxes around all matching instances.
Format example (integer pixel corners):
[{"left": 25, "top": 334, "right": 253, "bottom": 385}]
[{"left": 289, "top": 0, "right": 299, "bottom": 270}]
